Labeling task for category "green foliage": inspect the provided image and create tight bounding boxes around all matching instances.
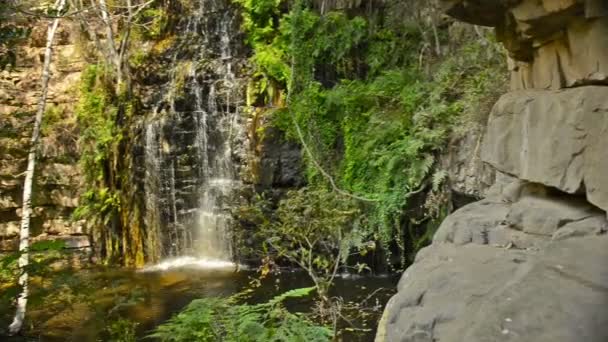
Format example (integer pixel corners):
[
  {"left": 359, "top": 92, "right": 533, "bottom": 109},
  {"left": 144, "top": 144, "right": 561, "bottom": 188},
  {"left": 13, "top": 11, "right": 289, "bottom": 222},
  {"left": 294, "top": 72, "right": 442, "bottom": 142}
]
[
  {"left": 233, "top": 0, "right": 289, "bottom": 102},
  {"left": 234, "top": 0, "right": 368, "bottom": 103},
  {"left": 234, "top": 0, "right": 507, "bottom": 267},
  {"left": 243, "top": 188, "right": 371, "bottom": 296},
  {"left": 285, "top": 40, "right": 504, "bottom": 262},
  {"left": 150, "top": 287, "right": 332, "bottom": 342},
  {"left": 106, "top": 318, "right": 138, "bottom": 342},
  {"left": 73, "top": 64, "right": 121, "bottom": 225},
  {"left": 40, "top": 104, "right": 69, "bottom": 136},
  {"left": 136, "top": 6, "right": 169, "bottom": 40},
  {"left": 0, "top": 240, "right": 67, "bottom": 323},
  {"left": 233, "top": 0, "right": 285, "bottom": 46}
]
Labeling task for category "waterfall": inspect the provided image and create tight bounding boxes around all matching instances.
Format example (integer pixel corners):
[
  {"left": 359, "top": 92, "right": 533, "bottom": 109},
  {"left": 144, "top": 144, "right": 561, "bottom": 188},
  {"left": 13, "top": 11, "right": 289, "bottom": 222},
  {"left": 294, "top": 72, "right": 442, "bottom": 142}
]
[{"left": 142, "top": 0, "right": 245, "bottom": 267}]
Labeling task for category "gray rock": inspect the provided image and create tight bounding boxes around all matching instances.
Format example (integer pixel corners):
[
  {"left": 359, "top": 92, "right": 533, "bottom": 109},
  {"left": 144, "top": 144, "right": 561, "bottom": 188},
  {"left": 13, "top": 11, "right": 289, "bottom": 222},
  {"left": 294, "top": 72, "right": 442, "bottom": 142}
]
[
  {"left": 44, "top": 218, "right": 85, "bottom": 236},
  {"left": 378, "top": 236, "right": 608, "bottom": 342},
  {"left": 59, "top": 235, "right": 91, "bottom": 249},
  {"left": 259, "top": 129, "right": 304, "bottom": 188},
  {"left": 441, "top": 0, "right": 608, "bottom": 89},
  {"left": 439, "top": 127, "right": 496, "bottom": 199},
  {"left": 482, "top": 87, "right": 608, "bottom": 212},
  {"left": 434, "top": 197, "right": 554, "bottom": 250},
  {"left": 0, "top": 194, "right": 18, "bottom": 209},
  {"left": 433, "top": 199, "right": 509, "bottom": 245},
  {"left": 506, "top": 195, "right": 600, "bottom": 236},
  {"left": 0, "top": 221, "right": 20, "bottom": 238},
  {"left": 552, "top": 215, "right": 608, "bottom": 241}
]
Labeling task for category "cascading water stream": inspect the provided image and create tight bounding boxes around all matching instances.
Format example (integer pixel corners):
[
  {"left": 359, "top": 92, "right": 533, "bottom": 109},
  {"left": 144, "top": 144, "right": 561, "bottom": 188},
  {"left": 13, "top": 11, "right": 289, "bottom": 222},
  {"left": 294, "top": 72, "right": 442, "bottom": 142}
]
[{"left": 142, "top": 0, "right": 245, "bottom": 270}]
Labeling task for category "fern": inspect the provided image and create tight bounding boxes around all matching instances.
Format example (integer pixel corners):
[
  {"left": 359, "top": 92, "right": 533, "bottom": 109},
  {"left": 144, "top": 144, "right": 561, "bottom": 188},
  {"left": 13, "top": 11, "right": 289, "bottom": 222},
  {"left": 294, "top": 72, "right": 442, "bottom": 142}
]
[
  {"left": 432, "top": 170, "right": 448, "bottom": 192},
  {"left": 150, "top": 288, "right": 331, "bottom": 342}
]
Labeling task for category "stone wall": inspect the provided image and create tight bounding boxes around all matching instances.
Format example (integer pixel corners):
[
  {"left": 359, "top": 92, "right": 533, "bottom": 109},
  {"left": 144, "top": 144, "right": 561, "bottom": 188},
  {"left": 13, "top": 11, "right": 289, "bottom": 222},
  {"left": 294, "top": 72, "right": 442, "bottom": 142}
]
[
  {"left": 377, "top": 1, "right": 608, "bottom": 341},
  {"left": 0, "top": 25, "right": 89, "bottom": 254}
]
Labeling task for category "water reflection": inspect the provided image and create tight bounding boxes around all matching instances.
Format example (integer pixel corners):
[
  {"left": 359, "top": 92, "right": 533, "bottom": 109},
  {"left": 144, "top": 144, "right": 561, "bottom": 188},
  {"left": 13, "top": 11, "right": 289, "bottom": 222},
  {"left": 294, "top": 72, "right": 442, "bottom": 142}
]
[{"left": 2, "top": 267, "right": 395, "bottom": 341}]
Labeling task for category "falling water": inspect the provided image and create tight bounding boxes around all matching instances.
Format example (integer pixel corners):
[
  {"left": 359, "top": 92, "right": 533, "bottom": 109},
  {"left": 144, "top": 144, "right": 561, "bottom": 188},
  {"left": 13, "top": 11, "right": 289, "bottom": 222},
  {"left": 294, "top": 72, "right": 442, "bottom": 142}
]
[{"left": 142, "top": 0, "right": 245, "bottom": 268}]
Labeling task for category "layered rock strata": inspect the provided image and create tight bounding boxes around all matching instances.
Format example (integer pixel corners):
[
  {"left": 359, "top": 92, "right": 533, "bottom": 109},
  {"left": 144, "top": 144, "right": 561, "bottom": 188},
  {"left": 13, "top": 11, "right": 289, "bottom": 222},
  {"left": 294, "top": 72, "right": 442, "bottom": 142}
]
[
  {"left": 378, "top": 1, "right": 608, "bottom": 341},
  {"left": 0, "top": 25, "right": 89, "bottom": 254}
]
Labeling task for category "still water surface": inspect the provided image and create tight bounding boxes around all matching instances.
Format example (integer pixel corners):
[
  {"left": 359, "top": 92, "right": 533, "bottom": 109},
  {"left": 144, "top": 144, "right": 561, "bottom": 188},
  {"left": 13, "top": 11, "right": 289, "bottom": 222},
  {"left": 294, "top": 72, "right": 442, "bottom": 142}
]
[{"left": 2, "top": 262, "right": 395, "bottom": 341}]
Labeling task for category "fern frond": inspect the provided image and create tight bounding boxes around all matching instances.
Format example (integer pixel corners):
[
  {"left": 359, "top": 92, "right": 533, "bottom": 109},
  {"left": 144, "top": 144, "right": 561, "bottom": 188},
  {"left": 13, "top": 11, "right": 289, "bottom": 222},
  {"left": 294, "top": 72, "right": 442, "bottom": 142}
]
[{"left": 432, "top": 170, "right": 448, "bottom": 192}]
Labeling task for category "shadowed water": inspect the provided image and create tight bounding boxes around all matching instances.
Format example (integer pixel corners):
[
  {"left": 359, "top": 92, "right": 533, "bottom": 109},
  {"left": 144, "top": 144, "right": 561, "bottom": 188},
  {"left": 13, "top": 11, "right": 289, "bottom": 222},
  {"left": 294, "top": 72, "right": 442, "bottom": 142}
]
[{"left": 1, "top": 266, "right": 396, "bottom": 341}]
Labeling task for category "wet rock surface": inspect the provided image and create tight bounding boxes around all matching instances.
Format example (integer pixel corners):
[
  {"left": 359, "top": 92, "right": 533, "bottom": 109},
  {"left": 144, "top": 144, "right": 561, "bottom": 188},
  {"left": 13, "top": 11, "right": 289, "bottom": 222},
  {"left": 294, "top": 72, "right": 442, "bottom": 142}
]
[{"left": 131, "top": 0, "right": 303, "bottom": 259}]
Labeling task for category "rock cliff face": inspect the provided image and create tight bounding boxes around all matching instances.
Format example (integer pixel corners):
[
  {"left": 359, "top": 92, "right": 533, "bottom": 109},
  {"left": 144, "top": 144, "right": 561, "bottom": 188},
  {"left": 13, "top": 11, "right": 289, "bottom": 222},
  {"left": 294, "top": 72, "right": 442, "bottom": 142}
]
[
  {"left": 110, "top": 0, "right": 303, "bottom": 263},
  {"left": 378, "top": 1, "right": 608, "bottom": 341},
  {"left": 0, "top": 25, "right": 89, "bottom": 253},
  {"left": 0, "top": 3, "right": 303, "bottom": 265}
]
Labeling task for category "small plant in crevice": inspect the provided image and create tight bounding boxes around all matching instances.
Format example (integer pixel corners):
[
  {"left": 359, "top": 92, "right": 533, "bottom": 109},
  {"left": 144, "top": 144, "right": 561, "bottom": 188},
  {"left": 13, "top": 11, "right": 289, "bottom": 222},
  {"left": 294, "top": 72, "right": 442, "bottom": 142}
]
[{"left": 105, "top": 317, "right": 139, "bottom": 342}]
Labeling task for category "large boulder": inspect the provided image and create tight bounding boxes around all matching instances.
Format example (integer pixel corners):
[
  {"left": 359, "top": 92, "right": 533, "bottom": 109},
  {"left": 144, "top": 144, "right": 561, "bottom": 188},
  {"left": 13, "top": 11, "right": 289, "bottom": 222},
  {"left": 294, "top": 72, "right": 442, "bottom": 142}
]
[
  {"left": 378, "top": 187, "right": 608, "bottom": 342},
  {"left": 508, "top": 17, "right": 608, "bottom": 90},
  {"left": 439, "top": 0, "right": 508, "bottom": 27},
  {"left": 378, "top": 235, "right": 608, "bottom": 342},
  {"left": 433, "top": 199, "right": 509, "bottom": 245},
  {"left": 482, "top": 87, "right": 608, "bottom": 212},
  {"left": 506, "top": 195, "right": 604, "bottom": 236}
]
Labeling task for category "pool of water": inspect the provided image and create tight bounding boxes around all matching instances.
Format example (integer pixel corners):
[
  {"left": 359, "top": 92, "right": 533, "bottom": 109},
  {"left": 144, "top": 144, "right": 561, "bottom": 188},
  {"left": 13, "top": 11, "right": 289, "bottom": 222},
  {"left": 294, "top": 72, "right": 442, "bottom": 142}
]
[{"left": 1, "top": 261, "right": 396, "bottom": 341}]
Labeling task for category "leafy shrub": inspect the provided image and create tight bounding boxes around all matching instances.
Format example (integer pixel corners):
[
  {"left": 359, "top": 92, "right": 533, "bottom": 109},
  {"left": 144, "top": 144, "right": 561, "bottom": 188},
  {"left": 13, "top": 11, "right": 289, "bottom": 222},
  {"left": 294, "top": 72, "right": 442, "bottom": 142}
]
[
  {"left": 150, "top": 287, "right": 332, "bottom": 342},
  {"left": 106, "top": 318, "right": 138, "bottom": 342},
  {"left": 249, "top": 188, "right": 369, "bottom": 297}
]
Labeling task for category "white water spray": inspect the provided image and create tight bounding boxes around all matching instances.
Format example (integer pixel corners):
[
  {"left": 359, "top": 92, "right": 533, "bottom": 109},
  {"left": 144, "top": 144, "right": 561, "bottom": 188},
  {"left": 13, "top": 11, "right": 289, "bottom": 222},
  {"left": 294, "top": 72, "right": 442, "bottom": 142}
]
[{"left": 142, "top": 0, "right": 244, "bottom": 269}]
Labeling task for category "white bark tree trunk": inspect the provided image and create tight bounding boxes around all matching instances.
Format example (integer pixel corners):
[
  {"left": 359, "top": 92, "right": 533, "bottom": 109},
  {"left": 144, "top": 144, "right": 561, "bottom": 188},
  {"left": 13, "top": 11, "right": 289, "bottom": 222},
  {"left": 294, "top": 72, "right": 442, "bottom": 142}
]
[
  {"left": 8, "top": 0, "right": 66, "bottom": 335},
  {"left": 97, "top": 0, "right": 124, "bottom": 86}
]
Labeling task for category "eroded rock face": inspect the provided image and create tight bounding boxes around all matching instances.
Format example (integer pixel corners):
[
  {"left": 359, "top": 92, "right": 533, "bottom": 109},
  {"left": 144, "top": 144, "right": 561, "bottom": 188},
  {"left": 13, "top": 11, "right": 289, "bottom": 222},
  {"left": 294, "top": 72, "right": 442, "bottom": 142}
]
[
  {"left": 378, "top": 186, "right": 608, "bottom": 342},
  {"left": 441, "top": 0, "right": 608, "bottom": 90},
  {"left": 379, "top": 1, "right": 608, "bottom": 341},
  {"left": 0, "top": 26, "right": 88, "bottom": 254},
  {"left": 439, "top": 126, "right": 496, "bottom": 200},
  {"left": 482, "top": 87, "right": 608, "bottom": 211}
]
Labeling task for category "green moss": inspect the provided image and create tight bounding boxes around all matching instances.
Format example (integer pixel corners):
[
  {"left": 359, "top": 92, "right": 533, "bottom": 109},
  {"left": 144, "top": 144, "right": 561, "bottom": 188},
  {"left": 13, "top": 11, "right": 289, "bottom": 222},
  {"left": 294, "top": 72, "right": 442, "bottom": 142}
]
[
  {"left": 71, "top": 64, "right": 125, "bottom": 264},
  {"left": 40, "top": 105, "right": 63, "bottom": 136}
]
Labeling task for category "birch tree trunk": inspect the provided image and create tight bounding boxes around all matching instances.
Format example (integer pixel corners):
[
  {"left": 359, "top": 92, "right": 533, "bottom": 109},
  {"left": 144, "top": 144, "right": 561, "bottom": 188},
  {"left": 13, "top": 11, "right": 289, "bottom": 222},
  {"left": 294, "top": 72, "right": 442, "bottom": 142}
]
[
  {"left": 8, "top": 0, "right": 66, "bottom": 334},
  {"left": 97, "top": 0, "right": 123, "bottom": 86}
]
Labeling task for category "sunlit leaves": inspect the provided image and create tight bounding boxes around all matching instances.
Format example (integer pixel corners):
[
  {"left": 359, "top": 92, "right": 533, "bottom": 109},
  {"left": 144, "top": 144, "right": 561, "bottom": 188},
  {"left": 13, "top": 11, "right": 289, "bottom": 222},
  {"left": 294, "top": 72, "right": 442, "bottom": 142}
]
[{"left": 150, "top": 287, "right": 331, "bottom": 342}]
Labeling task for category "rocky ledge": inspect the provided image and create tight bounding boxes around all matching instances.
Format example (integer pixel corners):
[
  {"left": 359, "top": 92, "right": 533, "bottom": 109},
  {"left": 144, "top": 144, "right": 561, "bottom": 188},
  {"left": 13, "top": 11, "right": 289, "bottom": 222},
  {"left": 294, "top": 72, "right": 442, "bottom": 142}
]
[{"left": 377, "top": 1, "right": 608, "bottom": 341}]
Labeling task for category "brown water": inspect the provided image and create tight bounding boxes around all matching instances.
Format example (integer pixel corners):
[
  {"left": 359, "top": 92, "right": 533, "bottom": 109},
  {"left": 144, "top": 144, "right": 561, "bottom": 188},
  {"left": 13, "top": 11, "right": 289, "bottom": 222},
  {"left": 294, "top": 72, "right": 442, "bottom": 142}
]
[{"left": 0, "top": 265, "right": 396, "bottom": 341}]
